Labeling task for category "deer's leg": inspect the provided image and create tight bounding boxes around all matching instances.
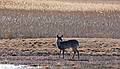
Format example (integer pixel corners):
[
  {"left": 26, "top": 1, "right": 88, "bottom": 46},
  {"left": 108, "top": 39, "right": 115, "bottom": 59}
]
[
  {"left": 72, "top": 48, "right": 76, "bottom": 59},
  {"left": 62, "top": 49, "right": 65, "bottom": 59},
  {"left": 59, "top": 50, "right": 61, "bottom": 58},
  {"left": 72, "top": 51, "right": 76, "bottom": 59},
  {"left": 76, "top": 49, "right": 79, "bottom": 60},
  {"left": 72, "top": 48, "right": 78, "bottom": 59}
]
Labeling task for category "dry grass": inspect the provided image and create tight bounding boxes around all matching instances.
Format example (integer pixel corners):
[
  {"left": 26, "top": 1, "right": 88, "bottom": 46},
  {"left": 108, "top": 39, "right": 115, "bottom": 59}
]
[
  {"left": 0, "top": 38, "right": 120, "bottom": 68},
  {"left": 0, "top": 0, "right": 120, "bottom": 11},
  {"left": 0, "top": 0, "right": 120, "bottom": 38},
  {"left": 0, "top": 9, "right": 120, "bottom": 38},
  {"left": 0, "top": 38, "right": 120, "bottom": 56}
]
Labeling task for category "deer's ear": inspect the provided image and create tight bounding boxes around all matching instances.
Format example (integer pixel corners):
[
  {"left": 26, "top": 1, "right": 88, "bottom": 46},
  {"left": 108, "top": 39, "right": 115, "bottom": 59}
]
[
  {"left": 61, "top": 35, "right": 63, "bottom": 37},
  {"left": 57, "top": 35, "right": 59, "bottom": 38}
]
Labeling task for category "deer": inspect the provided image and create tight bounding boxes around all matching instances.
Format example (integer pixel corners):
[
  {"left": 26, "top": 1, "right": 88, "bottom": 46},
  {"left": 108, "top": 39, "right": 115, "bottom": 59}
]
[{"left": 56, "top": 35, "right": 79, "bottom": 60}]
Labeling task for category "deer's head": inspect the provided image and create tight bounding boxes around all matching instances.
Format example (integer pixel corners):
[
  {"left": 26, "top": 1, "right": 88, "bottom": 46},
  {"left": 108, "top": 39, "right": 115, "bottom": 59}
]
[{"left": 57, "top": 35, "right": 63, "bottom": 42}]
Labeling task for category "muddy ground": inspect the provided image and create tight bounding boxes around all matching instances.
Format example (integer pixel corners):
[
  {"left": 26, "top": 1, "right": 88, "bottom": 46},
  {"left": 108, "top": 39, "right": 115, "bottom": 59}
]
[{"left": 0, "top": 38, "right": 120, "bottom": 69}]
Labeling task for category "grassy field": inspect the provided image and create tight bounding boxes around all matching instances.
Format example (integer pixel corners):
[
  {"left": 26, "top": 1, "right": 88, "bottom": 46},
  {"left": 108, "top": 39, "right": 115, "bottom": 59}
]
[
  {"left": 0, "top": 0, "right": 120, "bottom": 69},
  {"left": 0, "top": 38, "right": 120, "bottom": 56},
  {"left": 0, "top": 9, "right": 120, "bottom": 38},
  {"left": 0, "top": 38, "right": 120, "bottom": 68},
  {"left": 0, "top": 0, "right": 120, "bottom": 11},
  {"left": 0, "top": 0, "right": 120, "bottom": 38}
]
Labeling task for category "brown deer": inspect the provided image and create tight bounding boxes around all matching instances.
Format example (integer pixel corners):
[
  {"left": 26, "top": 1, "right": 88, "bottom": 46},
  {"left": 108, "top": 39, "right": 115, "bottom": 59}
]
[{"left": 56, "top": 35, "right": 79, "bottom": 60}]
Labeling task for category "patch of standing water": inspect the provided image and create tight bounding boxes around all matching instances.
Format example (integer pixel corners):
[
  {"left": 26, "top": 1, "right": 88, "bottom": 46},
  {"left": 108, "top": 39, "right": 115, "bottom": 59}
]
[{"left": 0, "top": 64, "right": 42, "bottom": 69}]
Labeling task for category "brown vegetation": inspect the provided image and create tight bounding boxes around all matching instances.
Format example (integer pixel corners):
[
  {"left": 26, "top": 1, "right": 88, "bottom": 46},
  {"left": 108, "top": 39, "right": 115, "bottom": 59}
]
[
  {"left": 0, "top": 0, "right": 120, "bottom": 38},
  {"left": 0, "top": 9, "right": 120, "bottom": 38},
  {"left": 0, "top": 38, "right": 120, "bottom": 68},
  {"left": 0, "top": 38, "right": 120, "bottom": 56},
  {"left": 0, "top": 0, "right": 120, "bottom": 11}
]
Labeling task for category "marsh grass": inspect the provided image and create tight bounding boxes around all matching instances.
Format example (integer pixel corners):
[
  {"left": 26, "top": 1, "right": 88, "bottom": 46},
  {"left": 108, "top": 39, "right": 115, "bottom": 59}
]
[
  {"left": 4, "top": 31, "right": 13, "bottom": 39},
  {"left": 0, "top": 0, "right": 120, "bottom": 11}
]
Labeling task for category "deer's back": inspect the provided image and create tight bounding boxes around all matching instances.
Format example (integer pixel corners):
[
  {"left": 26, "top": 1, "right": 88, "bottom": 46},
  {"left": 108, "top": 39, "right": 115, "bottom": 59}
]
[{"left": 58, "top": 40, "right": 79, "bottom": 49}]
